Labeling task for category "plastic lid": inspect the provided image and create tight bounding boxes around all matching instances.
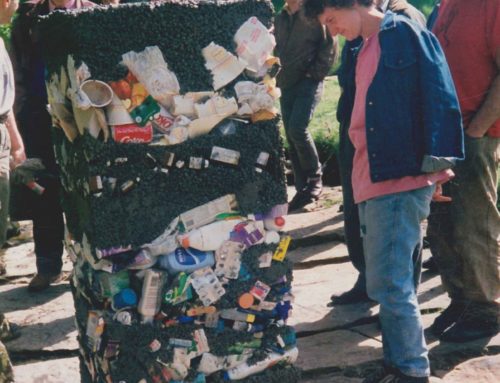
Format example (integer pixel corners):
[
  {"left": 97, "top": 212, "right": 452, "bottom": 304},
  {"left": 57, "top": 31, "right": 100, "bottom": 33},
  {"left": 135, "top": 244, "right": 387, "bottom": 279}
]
[
  {"left": 121, "top": 288, "right": 138, "bottom": 306},
  {"left": 238, "top": 293, "right": 255, "bottom": 309},
  {"left": 274, "top": 216, "right": 285, "bottom": 227},
  {"left": 181, "top": 236, "right": 190, "bottom": 248}
]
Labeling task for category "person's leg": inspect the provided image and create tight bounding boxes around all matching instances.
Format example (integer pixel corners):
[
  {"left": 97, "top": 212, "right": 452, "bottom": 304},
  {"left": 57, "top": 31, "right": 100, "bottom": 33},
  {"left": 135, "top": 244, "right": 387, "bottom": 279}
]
[
  {"left": 330, "top": 120, "right": 369, "bottom": 305},
  {"left": 281, "top": 89, "right": 306, "bottom": 193},
  {"left": 440, "top": 136, "right": 500, "bottom": 342},
  {"left": 426, "top": 194, "right": 467, "bottom": 336},
  {"left": 360, "top": 186, "right": 433, "bottom": 378},
  {"left": 284, "top": 79, "right": 323, "bottom": 211},
  {"left": 0, "top": 177, "right": 9, "bottom": 277},
  {"left": 0, "top": 124, "right": 10, "bottom": 276},
  {"left": 29, "top": 180, "right": 65, "bottom": 292}
]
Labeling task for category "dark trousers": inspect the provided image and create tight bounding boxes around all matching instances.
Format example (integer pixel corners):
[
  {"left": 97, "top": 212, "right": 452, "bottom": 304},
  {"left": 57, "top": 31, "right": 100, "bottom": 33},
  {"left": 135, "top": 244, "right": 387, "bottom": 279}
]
[
  {"left": 338, "top": 120, "right": 366, "bottom": 290},
  {"left": 280, "top": 78, "right": 323, "bottom": 192},
  {"left": 33, "top": 177, "right": 64, "bottom": 276}
]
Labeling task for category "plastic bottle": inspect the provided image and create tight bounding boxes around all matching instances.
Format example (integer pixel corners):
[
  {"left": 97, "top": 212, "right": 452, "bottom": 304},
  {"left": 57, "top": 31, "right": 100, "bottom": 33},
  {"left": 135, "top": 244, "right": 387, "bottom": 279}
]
[
  {"left": 138, "top": 269, "right": 166, "bottom": 323},
  {"left": 263, "top": 216, "right": 285, "bottom": 231},
  {"left": 264, "top": 231, "right": 280, "bottom": 244},
  {"left": 180, "top": 194, "right": 237, "bottom": 232},
  {"left": 179, "top": 219, "right": 242, "bottom": 251},
  {"left": 224, "top": 347, "right": 299, "bottom": 380},
  {"left": 219, "top": 308, "right": 255, "bottom": 323},
  {"left": 95, "top": 269, "right": 130, "bottom": 298},
  {"left": 156, "top": 247, "right": 215, "bottom": 274},
  {"left": 127, "top": 249, "right": 158, "bottom": 270}
]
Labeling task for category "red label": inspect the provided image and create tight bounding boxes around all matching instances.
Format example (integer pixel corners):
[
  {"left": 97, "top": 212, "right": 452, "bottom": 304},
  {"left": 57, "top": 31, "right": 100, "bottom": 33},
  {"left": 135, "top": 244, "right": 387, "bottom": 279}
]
[{"left": 112, "top": 123, "right": 153, "bottom": 143}]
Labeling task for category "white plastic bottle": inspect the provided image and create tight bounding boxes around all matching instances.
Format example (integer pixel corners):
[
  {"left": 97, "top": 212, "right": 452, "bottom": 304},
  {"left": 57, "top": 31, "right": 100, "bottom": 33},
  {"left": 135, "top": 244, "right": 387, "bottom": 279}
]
[
  {"left": 264, "top": 216, "right": 286, "bottom": 231},
  {"left": 225, "top": 347, "right": 299, "bottom": 380},
  {"left": 137, "top": 269, "right": 166, "bottom": 323},
  {"left": 179, "top": 219, "right": 242, "bottom": 251}
]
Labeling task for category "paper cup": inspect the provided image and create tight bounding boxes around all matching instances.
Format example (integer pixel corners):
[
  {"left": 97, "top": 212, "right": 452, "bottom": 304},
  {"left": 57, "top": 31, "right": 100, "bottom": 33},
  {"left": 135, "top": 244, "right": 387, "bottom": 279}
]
[{"left": 80, "top": 80, "right": 114, "bottom": 108}]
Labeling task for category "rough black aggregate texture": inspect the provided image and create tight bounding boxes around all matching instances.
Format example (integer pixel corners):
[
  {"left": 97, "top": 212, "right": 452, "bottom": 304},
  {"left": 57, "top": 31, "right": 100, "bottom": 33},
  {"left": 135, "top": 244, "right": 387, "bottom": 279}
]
[
  {"left": 38, "top": 0, "right": 274, "bottom": 91},
  {"left": 41, "top": 2, "right": 297, "bottom": 382}
]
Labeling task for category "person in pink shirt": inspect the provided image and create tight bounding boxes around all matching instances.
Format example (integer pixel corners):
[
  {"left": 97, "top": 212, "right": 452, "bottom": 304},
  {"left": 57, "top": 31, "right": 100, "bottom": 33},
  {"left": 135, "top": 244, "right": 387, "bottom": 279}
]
[{"left": 304, "top": 0, "right": 463, "bottom": 382}]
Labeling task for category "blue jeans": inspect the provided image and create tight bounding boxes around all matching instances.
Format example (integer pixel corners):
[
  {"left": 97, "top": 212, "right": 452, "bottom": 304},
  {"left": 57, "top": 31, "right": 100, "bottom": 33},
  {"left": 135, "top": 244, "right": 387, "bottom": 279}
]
[
  {"left": 359, "top": 186, "right": 434, "bottom": 377},
  {"left": 280, "top": 78, "right": 322, "bottom": 192}
]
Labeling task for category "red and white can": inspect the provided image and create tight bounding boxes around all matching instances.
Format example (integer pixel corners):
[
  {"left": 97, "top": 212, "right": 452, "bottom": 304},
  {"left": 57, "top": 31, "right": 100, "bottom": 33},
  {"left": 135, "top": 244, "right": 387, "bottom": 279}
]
[{"left": 112, "top": 123, "right": 153, "bottom": 144}]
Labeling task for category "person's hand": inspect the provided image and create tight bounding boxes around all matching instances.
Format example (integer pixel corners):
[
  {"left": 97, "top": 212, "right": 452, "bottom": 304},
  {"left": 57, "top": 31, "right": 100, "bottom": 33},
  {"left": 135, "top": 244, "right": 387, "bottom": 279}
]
[
  {"left": 465, "top": 119, "right": 488, "bottom": 138},
  {"left": 9, "top": 147, "right": 26, "bottom": 170},
  {"left": 432, "top": 180, "right": 452, "bottom": 202}
]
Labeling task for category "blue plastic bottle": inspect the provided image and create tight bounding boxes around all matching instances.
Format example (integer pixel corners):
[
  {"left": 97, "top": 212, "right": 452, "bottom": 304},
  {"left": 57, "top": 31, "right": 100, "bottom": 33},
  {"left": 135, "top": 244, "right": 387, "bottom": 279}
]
[{"left": 157, "top": 247, "right": 215, "bottom": 274}]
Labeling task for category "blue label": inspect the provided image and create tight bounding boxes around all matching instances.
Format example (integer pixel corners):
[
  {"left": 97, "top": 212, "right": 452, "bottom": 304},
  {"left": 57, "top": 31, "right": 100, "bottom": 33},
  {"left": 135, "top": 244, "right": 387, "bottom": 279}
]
[{"left": 174, "top": 248, "right": 207, "bottom": 265}]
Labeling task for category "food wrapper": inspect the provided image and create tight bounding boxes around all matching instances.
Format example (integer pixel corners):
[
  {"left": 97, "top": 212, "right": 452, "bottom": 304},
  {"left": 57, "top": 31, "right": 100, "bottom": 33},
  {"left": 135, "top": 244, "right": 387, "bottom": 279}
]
[
  {"left": 109, "top": 72, "right": 161, "bottom": 126},
  {"left": 122, "top": 46, "right": 180, "bottom": 108},
  {"left": 234, "top": 17, "right": 276, "bottom": 74},
  {"left": 194, "top": 96, "right": 238, "bottom": 119}
]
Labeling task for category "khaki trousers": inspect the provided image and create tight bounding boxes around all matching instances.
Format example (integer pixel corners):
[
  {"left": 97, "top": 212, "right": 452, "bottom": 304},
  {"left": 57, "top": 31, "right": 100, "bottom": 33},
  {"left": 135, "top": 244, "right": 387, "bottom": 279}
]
[{"left": 428, "top": 135, "right": 500, "bottom": 307}]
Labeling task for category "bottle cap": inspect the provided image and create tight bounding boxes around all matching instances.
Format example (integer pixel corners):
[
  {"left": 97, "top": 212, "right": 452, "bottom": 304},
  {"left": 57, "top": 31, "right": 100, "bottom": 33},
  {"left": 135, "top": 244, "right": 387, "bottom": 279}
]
[
  {"left": 238, "top": 293, "right": 255, "bottom": 309},
  {"left": 274, "top": 216, "right": 285, "bottom": 227},
  {"left": 121, "top": 288, "right": 137, "bottom": 305},
  {"left": 181, "top": 236, "right": 190, "bottom": 248}
]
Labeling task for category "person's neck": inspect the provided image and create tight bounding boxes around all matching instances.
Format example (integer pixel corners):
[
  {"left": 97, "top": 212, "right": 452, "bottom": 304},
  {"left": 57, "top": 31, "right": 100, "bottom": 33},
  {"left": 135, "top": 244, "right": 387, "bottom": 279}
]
[
  {"left": 359, "top": 5, "right": 384, "bottom": 39},
  {"left": 286, "top": 0, "right": 301, "bottom": 14}
]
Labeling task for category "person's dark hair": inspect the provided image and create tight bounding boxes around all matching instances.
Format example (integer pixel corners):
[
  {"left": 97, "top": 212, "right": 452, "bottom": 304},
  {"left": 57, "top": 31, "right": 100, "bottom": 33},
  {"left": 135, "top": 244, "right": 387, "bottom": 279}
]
[{"left": 303, "top": 0, "right": 374, "bottom": 20}]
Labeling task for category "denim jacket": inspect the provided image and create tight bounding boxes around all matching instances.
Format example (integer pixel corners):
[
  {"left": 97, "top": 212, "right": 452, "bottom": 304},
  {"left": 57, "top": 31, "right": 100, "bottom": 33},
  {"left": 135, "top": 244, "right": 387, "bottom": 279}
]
[{"left": 364, "top": 11, "right": 464, "bottom": 183}]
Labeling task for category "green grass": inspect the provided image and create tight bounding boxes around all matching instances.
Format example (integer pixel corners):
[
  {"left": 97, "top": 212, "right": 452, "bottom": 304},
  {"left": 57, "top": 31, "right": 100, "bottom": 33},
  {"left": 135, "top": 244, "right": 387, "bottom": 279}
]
[
  {"left": 309, "top": 76, "right": 341, "bottom": 155},
  {"left": 279, "top": 76, "right": 341, "bottom": 156}
]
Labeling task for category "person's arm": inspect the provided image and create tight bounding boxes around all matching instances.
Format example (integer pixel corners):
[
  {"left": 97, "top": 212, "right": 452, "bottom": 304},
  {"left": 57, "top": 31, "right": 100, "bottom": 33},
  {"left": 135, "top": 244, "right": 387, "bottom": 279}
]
[
  {"left": 415, "top": 25, "right": 464, "bottom": 165},
  {"left": 307, "top": 23, "right": 338, "bottom": 81},
  {"left": 9, "top": 3, "right": 34, "bottom": 118},
  {"left": 466, "top": 48, "right": 500, "bottom": 137},
  {"left": 5, "top": 111, "right": 25, "bottom": 169}
]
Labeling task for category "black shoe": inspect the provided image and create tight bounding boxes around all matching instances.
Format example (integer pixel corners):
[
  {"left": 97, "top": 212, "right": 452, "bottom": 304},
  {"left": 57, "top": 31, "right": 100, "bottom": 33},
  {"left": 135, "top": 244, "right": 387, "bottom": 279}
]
[
  {"left": 288, "top": 180, "right": 322, "bottom": 212},
  {"left": 440, "top": 303, "right": 499, "bottom": 343},
  {"left": 422, "top": 256, "right": 438, "bottom": 273},
  {"left": 429, "top": 300, "right": 466, "bottom": 337},
  {"left": 329, "top": 286, "right": 372, "bottom": 306},
  {"left": 362, "top": 367, "right": 429, "bottom": 383}
]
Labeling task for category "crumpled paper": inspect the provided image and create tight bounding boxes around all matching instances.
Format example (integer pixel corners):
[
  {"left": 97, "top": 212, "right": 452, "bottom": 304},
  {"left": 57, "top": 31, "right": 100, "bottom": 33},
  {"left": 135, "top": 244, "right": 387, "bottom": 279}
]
[
  {"left": 188, "top": 96, "right": 238, "bottom": 138},
  {"left": 46, "top": 69, "right": 79, "bottom": 142},
  {"left": 202, "top": 42, "right": 246, "bottom": 91},
  {"left": 173, "top": 92, "right": 214, "bottom": 117},
  {"left": 234, "top": 17, "right": 276, "bottom": 75}
]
